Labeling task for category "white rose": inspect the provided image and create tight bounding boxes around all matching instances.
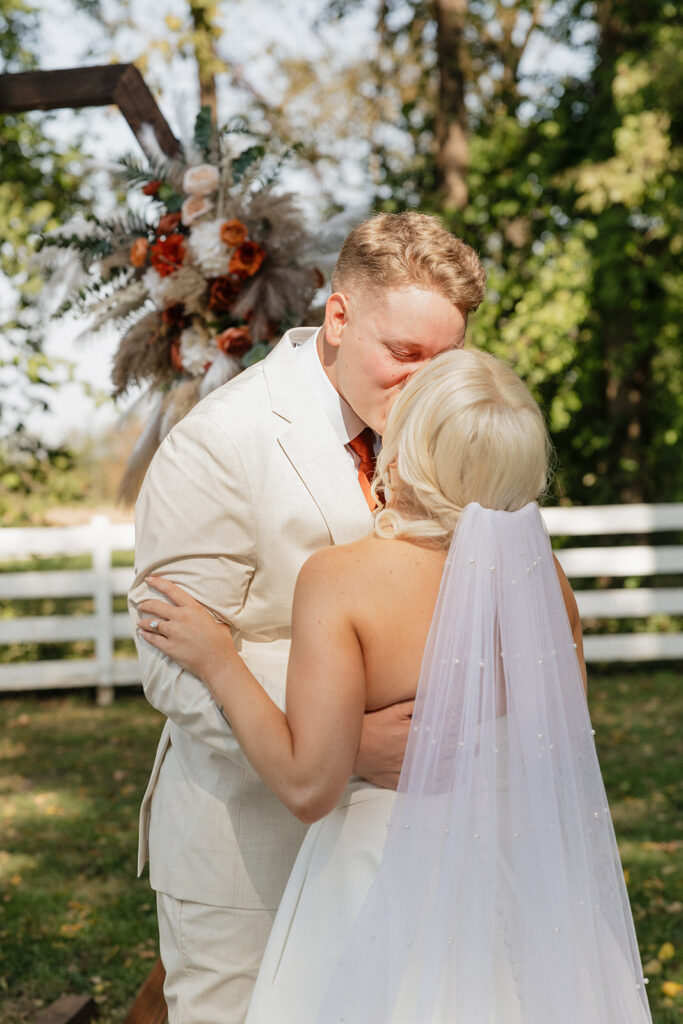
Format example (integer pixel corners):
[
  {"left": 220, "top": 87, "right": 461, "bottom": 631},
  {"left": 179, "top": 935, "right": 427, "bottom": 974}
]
[
  {"left": 143, "top": 266, "right": 172, "bottom": 307},
  {"left": 187, "top": 219, "right": 231, "bottom": 277},
  {"left": 183, "top": 163, "right": 220, "bottom": 196},
  {"left": 179, "top": 324, "right": 218, "bottom": 376},
  {"left": 142, "top": 266, "right": 206, "bottom": 314}
]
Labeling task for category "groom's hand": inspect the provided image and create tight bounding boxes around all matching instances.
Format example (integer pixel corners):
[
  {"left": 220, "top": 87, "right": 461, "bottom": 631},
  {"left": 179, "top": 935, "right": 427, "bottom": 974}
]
[{"left": 354, "top": 699, "right": 415, "bottom": 790}]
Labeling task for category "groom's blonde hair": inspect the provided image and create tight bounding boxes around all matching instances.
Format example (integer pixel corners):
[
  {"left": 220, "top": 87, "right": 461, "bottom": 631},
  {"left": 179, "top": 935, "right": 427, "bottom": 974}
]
[
  {"left": 373, "top": 349, "right": 551, "bottom": 547},
  {"left": 332, "top": 212, "right": 486, "bottom": 312}
]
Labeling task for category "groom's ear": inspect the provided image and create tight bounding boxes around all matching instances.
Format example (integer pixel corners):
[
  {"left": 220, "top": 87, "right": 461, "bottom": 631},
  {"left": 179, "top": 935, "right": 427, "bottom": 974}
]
[{"left": 323, "top": 292, "right": 349, "bottom": 349}]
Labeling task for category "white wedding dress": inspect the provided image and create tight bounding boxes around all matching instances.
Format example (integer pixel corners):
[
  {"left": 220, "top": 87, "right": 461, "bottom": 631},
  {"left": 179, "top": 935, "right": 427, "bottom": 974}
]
[
  {"left": 246, "top": 754, "right": 526, "bottom": 1024},
  {"left": 245, "top": 776, "right": 395, "bottom": 1023},
  {"left": 245, "top": 504, "right": 652, "bottom": 1024}
]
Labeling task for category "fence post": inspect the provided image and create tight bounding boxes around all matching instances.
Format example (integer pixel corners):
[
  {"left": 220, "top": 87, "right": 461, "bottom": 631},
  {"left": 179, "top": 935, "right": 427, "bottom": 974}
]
[{"left": 91, "top": 515, "right": 115, "bottom": 707}]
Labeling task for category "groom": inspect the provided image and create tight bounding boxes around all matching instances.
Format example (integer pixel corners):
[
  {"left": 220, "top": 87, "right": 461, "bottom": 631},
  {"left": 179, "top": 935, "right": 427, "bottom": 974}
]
[{"left": 130, "top": 211, "right": 487, "bottom": 1024}]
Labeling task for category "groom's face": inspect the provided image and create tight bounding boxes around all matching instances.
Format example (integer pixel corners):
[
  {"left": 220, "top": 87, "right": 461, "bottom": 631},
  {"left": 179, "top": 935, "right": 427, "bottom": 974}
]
[{"left": 322, "top": 284, "right": 467, "bottom": 435}]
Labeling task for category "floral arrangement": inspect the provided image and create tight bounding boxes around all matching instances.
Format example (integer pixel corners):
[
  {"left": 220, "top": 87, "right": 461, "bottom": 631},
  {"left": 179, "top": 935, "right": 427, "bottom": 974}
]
[{"left": 41, "top": 113, "right": 325, "bottom": 499}]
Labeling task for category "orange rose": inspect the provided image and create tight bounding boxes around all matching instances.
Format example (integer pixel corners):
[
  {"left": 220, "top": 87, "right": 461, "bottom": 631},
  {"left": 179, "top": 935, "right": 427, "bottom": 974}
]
[
  {"left": 229, "top": 241, "right": 266, "bottom": 278},
  {"left": 150, "top": 233, "right": 186, "bottom": 277},
  {"left": 216, "top": 325, "right": 252, "bottom": 356},
  {"left": 207, "top": 275, "right": 242, "bottom": 313},
  {"left": 130, "top": 237, "right": 149, "bottom": 268},
  {"left": 220, "top": 219, "right": 248, "bottom": 247},
  {"left": 162, "top": 304, "right": 189, "bottom": 328}
]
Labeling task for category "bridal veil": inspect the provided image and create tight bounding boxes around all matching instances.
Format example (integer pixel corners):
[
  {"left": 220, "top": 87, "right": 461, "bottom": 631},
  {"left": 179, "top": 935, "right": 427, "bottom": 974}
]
[{"left": 318, "top": 502, "right": 652, "bottom": 1024}]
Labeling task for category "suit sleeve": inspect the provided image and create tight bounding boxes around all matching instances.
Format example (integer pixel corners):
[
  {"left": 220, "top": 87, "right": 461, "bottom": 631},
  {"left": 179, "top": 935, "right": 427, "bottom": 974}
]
[{"left": 129, "top": 408, "right": 258, "bottom": 766}]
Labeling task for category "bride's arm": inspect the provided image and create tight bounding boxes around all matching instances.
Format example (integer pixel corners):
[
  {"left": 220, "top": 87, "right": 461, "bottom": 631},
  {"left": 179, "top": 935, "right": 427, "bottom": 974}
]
[
  {"left": 553, "top": 555, "right": 587, "bottom": 693},
  {"left": 138, "top": 550, "right": 366, "bottom": 823}
]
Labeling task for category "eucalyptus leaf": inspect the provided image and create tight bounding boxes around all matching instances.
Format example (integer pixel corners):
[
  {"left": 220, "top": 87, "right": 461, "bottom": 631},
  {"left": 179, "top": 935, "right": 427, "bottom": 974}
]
[
  {"left": 194, "top": 106, "right": 215, "bottom": 158},
  {"left": 241, "top": 342, "right": 271, "bottom": 367},
  {"left": 231, "top": 145, "right": 267, "bottom": 184}
]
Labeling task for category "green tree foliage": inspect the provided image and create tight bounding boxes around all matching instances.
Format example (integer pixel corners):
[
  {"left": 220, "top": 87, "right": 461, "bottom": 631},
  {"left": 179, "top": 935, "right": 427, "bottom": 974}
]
[
  {"left": 4, "top": 1, "right": 680, "bottom": 507},
  {"left": 313, "top": 0, "right": 682, "bottom": 504},
  {"left": 0, "top": 0, "right": 92, "bottom": 435},
  {"left": 70, "top": 0, "right": 228, "bottom": 119},
  {"left": 466, "top": 0, "right": 683, "bottom": 504},
  {"left": 0, "top": 433, "right": 83, "bottom": 525}
]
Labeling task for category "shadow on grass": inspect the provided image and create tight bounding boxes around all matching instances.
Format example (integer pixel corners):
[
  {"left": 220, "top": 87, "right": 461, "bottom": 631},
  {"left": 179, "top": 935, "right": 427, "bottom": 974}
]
[{"left": 0, "top": 692, "right": 163, "bottom": 1023}]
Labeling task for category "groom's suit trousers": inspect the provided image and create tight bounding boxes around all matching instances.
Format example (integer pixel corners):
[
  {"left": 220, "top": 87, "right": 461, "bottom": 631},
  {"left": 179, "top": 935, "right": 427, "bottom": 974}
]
[
  {"left": 130, "top": 327, "right": 374, "bottom": 1023},
  {"left": 157, "top": 893, "right": 275, "bottom": 1024}
]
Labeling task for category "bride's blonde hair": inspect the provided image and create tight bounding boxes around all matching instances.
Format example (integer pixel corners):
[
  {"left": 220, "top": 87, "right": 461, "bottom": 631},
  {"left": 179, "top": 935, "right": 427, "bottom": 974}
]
[{"left": 373, "top": 349, "right": 551, "bottom": 547}]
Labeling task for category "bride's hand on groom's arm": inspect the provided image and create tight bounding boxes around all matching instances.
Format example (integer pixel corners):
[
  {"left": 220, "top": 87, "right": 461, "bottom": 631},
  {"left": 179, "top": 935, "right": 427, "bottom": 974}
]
[
  {"left": 137, "top": 576, "right": 239, "bottom": 688},
  {"left": 354, "top": 699, "right": 415, "bottom": 790}
]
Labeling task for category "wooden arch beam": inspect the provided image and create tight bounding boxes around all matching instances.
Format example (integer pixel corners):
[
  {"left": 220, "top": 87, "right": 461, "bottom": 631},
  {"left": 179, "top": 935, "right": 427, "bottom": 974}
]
[{"left": 0, "top": 63, "right": 181, "bottom": 158}]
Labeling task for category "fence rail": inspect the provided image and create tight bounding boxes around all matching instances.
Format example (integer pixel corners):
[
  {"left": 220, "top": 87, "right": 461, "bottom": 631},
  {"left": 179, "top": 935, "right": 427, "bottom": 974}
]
[
  {"left": 1, "top": 504, "right": 682, "bottom": 700},
  {"left": 0, "top": 516, "right": 136, "bottom": 704},
  {"left": 543, "top": 503, "right": 683, "bottom": 662}
]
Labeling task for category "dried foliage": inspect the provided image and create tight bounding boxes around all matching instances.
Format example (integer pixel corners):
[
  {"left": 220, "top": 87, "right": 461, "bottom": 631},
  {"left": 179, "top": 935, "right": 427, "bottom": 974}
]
[{"left": 41, "top": 114, "right": 327, "bottom": 500}]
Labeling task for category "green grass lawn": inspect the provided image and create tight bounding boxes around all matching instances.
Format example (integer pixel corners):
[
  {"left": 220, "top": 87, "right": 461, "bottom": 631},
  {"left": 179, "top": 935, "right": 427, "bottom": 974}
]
[{"left": 1, "top": 670, "right": 682, "bottom": 1023}]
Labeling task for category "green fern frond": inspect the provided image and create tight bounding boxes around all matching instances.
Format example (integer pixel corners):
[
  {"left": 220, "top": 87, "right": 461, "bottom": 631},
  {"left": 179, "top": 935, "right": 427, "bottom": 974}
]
[
  {"left": 113, "top": 153, "right": 179, "bottom": 189},
  {"left": 251, "top": 143, "right": 304, "bottom": 192},
  {"left": 41, "top": 233, "right": 114, "bottom": 268},
  {"left": 219, "top": 116, "right": 253, "bottom": 138},
  {"left": 88, "top": 210, "right": 156, "bottom": 239},
  {"left": 63, "top": 267, "right": 136, "bottom": 313}
]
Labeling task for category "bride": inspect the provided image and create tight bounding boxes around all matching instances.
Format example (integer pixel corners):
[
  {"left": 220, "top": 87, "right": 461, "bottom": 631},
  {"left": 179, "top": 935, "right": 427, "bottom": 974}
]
[{"left": 138, "top": 348, "right": 652, "bottom": 1024}]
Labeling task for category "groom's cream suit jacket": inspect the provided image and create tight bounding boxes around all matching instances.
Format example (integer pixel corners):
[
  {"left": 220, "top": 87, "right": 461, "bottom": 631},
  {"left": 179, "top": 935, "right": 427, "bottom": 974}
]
[{"left": 130, "top": 327, "right": 373, "bottom": 911}]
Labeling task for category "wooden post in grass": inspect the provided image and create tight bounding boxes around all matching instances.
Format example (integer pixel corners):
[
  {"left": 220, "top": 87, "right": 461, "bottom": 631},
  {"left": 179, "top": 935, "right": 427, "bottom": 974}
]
[
  {"left": 91, "top": 515, "right": 115, "bottom": 708},
  {"left": 122, "top": 957, "right": 167, "bottom": 1024},
  {"left": 34, "top": 994, "right": 98, "bottom": 1024}
]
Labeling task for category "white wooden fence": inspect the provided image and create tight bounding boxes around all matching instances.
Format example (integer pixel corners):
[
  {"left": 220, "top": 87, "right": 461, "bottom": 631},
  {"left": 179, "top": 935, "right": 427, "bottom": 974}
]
[
  {"left": 0, "top": 515, "right": 136, "bottom": 705},
  {"left": 542, "top": 503, "right": 683, "bottom": 662},
  {"left": 0, "top": 504, "right": 681, "bottom": 702}
]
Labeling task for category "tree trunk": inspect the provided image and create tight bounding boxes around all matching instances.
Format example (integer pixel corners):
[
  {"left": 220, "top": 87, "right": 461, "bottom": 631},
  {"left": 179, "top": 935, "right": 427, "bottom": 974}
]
[
  {"left": 593, "top": 0, "right": 645, "bottom": 502},
  {"left": 189, "top": 1, "right": 220, "bottom": 123},
  {"left": 434, "top": 0, "right": 470, "bottom": 209}
]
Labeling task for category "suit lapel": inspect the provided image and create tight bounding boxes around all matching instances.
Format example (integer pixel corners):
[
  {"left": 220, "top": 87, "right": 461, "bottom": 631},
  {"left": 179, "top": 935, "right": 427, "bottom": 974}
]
[
  {"left": 264, "top": 330, "right": 374, "bottom": 545},
  {"left": 278, "top": 418, "right": 373, "bottom": 544}
]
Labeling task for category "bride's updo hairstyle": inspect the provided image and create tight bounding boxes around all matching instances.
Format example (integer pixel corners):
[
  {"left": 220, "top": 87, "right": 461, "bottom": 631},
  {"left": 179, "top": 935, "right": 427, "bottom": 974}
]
[{"left": 373, "top": 349, "right": 551, "bottom": 548}]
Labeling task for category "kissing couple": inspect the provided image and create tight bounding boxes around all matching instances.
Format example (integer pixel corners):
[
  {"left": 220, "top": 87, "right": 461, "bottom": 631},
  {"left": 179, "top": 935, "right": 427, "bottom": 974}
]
[{"left": 131, "top": 212, "right": 652, "bottom": 1023}]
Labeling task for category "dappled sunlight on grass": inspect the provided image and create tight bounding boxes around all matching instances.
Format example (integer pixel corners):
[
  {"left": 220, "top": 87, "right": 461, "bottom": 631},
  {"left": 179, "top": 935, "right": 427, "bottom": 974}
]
[
  {"left": 0, "top": 693, "right": 164, "bottom": 1023},
  {"left": 0, "top": 850, "right": 37, "bottom": 885},
  {"left": 588, "top": 668, "right": 683, "bottom": 1022},
  {"left": 0, "top": 676, "right": 681, "bottom": 1021},
  {"left": 610, "top": 791, "right": 678, "bottom": 831}
]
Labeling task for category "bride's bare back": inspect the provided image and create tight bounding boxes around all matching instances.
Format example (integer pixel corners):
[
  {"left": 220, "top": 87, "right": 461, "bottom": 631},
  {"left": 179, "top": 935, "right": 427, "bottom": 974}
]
[
  {"left": 292, "top": 532, "right": 585, "bottom": 709},
  {"left": 141, "top": 528, "right": 585, "bottom": 825},
  {"left": 279, "top": 532, "right": 585, "bottom": 820},
  {"left": 318, "top": 534, "right": 447, "bottom": 711}
]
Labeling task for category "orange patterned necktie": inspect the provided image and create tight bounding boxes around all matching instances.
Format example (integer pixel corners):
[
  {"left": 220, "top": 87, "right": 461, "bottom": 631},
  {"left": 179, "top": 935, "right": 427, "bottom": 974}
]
[{"left": 349, "top": 428, "right": 377, "bottom": 511}]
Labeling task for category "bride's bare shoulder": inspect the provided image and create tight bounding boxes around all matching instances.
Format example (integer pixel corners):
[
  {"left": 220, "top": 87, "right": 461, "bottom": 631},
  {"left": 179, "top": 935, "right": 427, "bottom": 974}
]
[
  {"left": 295, "top": 535, "right": 446, "bottom": 641},
  {"left": 300, "top": 534, "right": 445, "bottom": 588},
  {"left": 292, "top": 538, "right": 380, "bottom": 614},
  {"left": 298, "top": 534, "right": 378, "bottom": 580}
]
